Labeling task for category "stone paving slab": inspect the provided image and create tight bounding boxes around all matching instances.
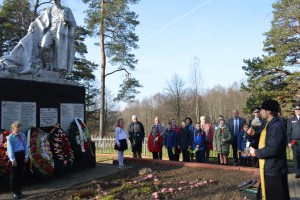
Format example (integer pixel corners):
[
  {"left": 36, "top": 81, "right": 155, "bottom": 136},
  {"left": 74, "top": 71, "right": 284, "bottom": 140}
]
[
  {"left": 289, "top": 173, "right": 300, "bottom": 200},
  {"left": 0, "top": 161, "right": 121, "bottom": 200}
]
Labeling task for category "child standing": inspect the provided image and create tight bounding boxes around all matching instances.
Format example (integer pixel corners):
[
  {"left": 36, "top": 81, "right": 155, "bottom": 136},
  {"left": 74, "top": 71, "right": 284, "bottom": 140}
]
[
  {"left": 192, "top": 122, "right": 206, "bottom": 163},
  {"left": 115, "top": 118, "right": 128, "bottom": 169},
  {"left": 171, "top": 119, "right": 181, "bottom": 161},
  {"left": 238, "top": 123, "right": 256, "bottom": 167},
  {"left": 147, "top": 126, "right": 163, "bottom": 159},
  {"left": 213, "top": 119, "right": 231, "bottom": 165},
  {"left": 7, "top": 121, "right": 29, "bottom": 199},
  {"left": 178, "top": 120, "right": 191, "bottom": 162},
  {"left": 164, "top": 122, "right": 177, "bottom": 161}
]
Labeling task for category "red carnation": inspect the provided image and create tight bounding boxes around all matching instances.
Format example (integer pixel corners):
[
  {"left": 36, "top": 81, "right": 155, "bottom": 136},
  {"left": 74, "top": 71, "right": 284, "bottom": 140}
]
[
  {"left": 34, "top": 154, "right": 41, "bottom": 159},
  {"left": 31, "top": 146, "right": 37, "bottom": 151},
  {"left": 39, "top": 159, "right": 45, "bottom": 165},
  {"left": 44, "top": 165, "right": 53, "bottom": 173},
  {"left": 291, "top": 139, "right": 296, "bottom": 145}
]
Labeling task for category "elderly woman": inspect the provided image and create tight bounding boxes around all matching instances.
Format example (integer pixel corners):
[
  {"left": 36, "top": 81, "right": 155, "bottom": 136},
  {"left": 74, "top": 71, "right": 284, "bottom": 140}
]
[
  {"left": 213, "top": 119, "right": 231, "bottom": 165},
  {"left": 200, "top": 116, "right": 214, "bottom": 163}
]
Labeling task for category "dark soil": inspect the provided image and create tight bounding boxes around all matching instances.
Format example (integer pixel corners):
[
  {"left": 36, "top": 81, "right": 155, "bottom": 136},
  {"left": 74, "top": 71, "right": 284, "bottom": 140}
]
[{"left": 30, "top": 163, "right": 255, "bottom": 200}]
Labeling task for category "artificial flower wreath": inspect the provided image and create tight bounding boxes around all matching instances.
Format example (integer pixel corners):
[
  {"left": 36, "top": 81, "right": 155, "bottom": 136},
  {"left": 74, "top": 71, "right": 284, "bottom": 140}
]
[
  {"left": 27, "top": 127, "right": 54, "bottom": 177},
  {"left": 0, "top": 130, "right": 10, "bottom": 178},
  {"left": 49, "top": 124, "right": 74, "bottom": 175}
]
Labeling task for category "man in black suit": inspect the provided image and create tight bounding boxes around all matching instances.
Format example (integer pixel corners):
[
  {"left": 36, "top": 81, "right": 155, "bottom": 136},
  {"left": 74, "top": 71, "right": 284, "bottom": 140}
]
[
  {"left": 287, "top": 103, "right": 300, "bottom": 178},
  {"left": 227, "top": 109, "right": 246, "bottom": 165}
]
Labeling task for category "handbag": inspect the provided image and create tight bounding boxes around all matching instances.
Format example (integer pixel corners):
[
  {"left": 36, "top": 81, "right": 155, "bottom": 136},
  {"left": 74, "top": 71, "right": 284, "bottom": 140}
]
[{"left": 114, "top": 143, "right": 120, "bottom": 150}]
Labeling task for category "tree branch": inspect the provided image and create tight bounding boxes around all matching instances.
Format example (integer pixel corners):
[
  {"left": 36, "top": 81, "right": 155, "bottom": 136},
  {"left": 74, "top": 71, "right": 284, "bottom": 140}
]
[{"left": 105, "top": 68, "right": 129, "bottom": 77}]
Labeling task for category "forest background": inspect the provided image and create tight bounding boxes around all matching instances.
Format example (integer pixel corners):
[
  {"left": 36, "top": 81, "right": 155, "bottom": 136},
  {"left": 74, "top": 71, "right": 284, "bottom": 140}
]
[{"left": 0, "top": 0, "right": 300, "bottom": 137}]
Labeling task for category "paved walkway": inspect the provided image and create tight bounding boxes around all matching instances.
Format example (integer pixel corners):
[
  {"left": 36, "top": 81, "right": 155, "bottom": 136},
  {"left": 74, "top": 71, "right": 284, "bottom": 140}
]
[
  {"left": 0, "top": 160, "right": 120, "bottom": 200},
  {"left": 289, "top": 172, "right": 300, "bottom": 200}
]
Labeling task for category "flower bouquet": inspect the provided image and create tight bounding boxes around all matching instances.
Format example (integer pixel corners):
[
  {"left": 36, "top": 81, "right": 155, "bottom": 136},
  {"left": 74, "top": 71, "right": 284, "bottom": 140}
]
[
  {"left": 0, "top": 130, "right": 10, "bottom": 179},
  {"left": 49, "top": 124, "right": 74, "bottom": 176},
  {"left": 27, "top": 127, "right": 54, "bottom": 178},
  {"left": 251, "top": 118, "right": 262, "bottom": 127}
]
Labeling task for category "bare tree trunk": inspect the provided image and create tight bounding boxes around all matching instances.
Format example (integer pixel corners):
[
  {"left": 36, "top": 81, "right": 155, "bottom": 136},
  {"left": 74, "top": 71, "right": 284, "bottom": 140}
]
[
  {"left": 99, "top": 0, "right": 106, "bottom": 138},
  {"left": 195, "top": 95, "right": 200, "bottom": 122}
]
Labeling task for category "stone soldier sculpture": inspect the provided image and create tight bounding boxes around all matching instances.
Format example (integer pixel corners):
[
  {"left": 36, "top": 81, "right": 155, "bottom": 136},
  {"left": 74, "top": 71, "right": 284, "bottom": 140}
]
[
  {"left": 0, "top": 0, "right": 76, "bottom": 79},
  {"left": 287, "top": 103, "right": 300, "bottom": 178}
]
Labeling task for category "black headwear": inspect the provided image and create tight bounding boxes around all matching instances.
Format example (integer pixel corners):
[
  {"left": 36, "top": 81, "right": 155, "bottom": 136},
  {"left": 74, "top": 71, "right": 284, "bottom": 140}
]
[{"left": 261, "top": 99, "right": 280, "bottom": 113}]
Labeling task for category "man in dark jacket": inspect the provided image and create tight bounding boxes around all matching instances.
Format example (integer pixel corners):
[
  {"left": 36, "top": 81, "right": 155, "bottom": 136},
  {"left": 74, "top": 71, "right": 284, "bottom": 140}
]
[
  {"left": 287, "top": 103, "right": 300, "bottom": 178},
  {"left": 128, "top": 115, "right": 145, "bottom": 158},
  {"left": 227, "top": 109, "right": 246, "bottom": 165},
  {"left": 177, "top": 120, "right": 191, "bottom": 162},
  {"left": 249, "top": 99, "right": 290, "bottom": 200}
]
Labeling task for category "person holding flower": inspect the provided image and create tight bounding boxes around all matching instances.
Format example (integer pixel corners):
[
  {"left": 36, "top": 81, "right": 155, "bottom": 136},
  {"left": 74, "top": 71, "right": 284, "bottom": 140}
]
[
  {"left": 178, "top": 120, "right": 192, "bottom": 162},
  {"left": 164, "top": 122, "right": 177, "bottom": 161},
  {"left": 238, "top": 123, "right": 256, "bottom": 166},
  {"left": 213, "top": 119, "right": 231, "bottom": 165},
  {"left": 192, "top": 122, "right": 206, "bottom": 163},
  {"left": 171, "top": 119, "right": 181, "bottom": 161},
  {"left": 147, "top": 126, "right": 163, "bottom": 159},
  {"left": 7, "top": 121, "right": 29, "bottom": 199},
  {"left": 115, "top": 118, "right": 128, "bottom": 169},
  {"left": 249, "top": 99, "right": 289, "bottom": 200},
  {"left": 200, "top": 116, "right": 214, "bottom": 163},
  {"left": 287, "top": 103, "right": 300, "bottom": 179},
  {"left": 249, "top": 107, "right": 264, "bottom": 167}
]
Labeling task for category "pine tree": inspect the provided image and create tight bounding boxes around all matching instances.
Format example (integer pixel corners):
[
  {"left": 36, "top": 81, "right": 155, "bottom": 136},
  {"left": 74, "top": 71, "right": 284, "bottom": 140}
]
[
  {"left": 0, "top": 0, "right": 32, "bottom": 56},
  {"left": 242, "top": 0, "right": 300, "bottom": 114},
  {"left": 83, "top": 0, "right": 142, "bottom": 137}
]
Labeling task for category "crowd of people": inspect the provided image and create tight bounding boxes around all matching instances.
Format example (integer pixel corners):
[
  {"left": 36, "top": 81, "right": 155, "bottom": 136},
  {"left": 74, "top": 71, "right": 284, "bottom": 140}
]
[
  {"left": 115, "top": 108, "right": 266, "bottom": 167},
  {"left": 114, "top": 99, "right": 300, "bottom": 200}
]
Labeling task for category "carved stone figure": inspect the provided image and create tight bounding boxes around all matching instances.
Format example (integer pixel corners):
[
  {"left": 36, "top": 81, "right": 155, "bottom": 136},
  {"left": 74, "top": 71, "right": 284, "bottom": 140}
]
[{"left": 0, "top": 0, "right": 76, "bottom": 80}]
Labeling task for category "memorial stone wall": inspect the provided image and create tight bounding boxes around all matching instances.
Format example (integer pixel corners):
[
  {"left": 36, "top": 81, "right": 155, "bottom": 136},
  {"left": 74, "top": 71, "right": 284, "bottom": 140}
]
[{"left": 0, "top": 78, "right": 85, "bottom": 133}]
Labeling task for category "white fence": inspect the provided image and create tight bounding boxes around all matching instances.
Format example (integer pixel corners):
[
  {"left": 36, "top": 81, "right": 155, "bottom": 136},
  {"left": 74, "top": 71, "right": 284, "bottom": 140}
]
[
  {"left": 92, "top": 137, "right": 150, "bottom": 156},
  {"left": 92, "top": 137, "right": 218, "bottom": 158},
  {"left": 92, "top": 137, "right": 294, "bottom": 160}
]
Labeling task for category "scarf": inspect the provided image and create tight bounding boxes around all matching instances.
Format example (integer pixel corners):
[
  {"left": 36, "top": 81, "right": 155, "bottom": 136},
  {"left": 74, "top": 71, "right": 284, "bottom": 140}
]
[
  {"left": 258, "top": 121, "right": 269, "bottom": 200},
  {"left": 12, "top": 132, "right": 23, "bottom": 142},
  {"left": 117, "top": 125, "right": 124, "bottom": 131}
]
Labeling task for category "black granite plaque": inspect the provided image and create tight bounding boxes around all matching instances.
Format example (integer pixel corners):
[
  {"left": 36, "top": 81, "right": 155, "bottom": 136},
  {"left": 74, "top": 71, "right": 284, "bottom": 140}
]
[{"left": 0, "top": 78, "right": 85, "bottom": 133}]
